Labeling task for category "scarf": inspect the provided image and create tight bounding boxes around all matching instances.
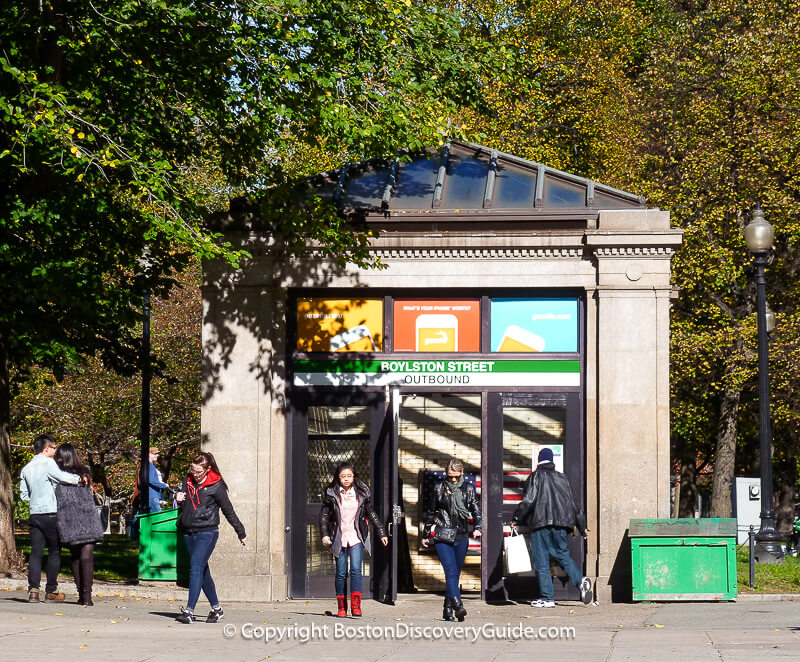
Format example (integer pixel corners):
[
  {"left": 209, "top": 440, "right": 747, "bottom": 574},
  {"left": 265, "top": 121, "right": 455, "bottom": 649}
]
[{"left": 448, "top": 477, "right": 471, "bottom": 523}]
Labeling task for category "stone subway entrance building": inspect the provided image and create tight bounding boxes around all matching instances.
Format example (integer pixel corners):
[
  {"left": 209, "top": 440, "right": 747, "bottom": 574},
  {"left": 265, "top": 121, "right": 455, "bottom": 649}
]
[{"left": 202, "top": 141, "right": 683, "bottom": 604}]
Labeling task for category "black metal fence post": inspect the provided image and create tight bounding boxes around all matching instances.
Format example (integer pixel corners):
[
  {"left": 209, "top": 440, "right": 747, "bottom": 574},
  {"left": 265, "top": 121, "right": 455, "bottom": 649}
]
[{"left": 749, "top": 525, "right": 755, "bottom": 589}]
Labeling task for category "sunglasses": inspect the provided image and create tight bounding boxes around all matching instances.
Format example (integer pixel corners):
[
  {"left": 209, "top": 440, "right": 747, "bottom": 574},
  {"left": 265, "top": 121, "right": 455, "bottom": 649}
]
[{"left": 446, "top": 474, "right": 462, "bottom": 481}]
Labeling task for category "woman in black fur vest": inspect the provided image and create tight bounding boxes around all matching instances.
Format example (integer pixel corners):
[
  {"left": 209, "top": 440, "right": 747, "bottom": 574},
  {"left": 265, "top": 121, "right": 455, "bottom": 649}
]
[{"left": 54, "top": 444, "right": 104, "bottom": 605}]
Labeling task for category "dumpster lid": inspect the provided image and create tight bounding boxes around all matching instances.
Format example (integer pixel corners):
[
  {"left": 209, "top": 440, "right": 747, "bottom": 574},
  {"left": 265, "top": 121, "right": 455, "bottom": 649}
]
[{"left": 629, "top": 518, "right": 737, "bottom": 537}]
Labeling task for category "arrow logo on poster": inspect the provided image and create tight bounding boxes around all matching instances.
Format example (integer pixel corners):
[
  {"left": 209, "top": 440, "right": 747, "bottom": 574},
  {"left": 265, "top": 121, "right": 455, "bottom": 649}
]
[{"left": 424, "top": 331, "right": 449, "bottom": 346}]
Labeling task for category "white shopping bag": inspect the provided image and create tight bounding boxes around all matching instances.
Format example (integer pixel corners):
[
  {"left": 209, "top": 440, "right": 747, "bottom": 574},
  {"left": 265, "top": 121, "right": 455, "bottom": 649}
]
[{"left": 504, "top": 529, "right": 533, "bottom": 574}]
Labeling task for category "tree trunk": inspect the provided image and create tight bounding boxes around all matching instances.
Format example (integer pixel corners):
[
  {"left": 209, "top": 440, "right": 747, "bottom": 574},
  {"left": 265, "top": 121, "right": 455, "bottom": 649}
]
[
  {"left": 710, "top": 388, "right": 741, "bottom": 518},
  {"left": 775, "top": 458, "right": 797, "bottom": 533},
  {"left": 0, "top": 333, "right": 17, "bottom": 573},
  {"left": 679, "top": 452, "right": 698, "bottom": 517}
]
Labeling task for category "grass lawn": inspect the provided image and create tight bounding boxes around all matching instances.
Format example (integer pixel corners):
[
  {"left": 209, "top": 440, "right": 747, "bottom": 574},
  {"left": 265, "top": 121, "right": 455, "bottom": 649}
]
[
  {"left": 737, "top": 546, "right": 800, "bottom": 593},
  {"left": 15, "top": 534, "right": 139, "bottom": 584}
]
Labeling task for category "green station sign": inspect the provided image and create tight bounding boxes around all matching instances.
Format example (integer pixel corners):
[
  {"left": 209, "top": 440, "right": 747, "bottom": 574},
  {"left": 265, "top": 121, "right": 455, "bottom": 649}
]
[{"left": 293, "top": 359, "right": 581, "bottom": 387}]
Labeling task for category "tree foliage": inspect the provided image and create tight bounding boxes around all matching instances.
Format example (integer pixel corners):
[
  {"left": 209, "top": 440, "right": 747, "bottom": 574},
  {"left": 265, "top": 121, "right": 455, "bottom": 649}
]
[
  {"left": 630, "top": 0, "right": 800, "bottom": 516},
  {"left": 0, "top": 0, "right": 504, "bottom": 570}
]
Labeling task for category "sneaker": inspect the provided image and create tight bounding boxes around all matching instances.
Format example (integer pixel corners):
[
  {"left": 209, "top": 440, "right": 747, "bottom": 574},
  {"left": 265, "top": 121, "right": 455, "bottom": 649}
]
[
  {"left": 530, "top": 599, "right": 556, "bottom": 608},
  {"left": 579, "top": 577, "right": 593, "bottom": 605},
  {"left": 206, "top": 606, "right": 224, "bottom": 623},
  {"left": 176, "top": 606, "right": 195, "bottom": 624},
  {"left": 45, "top": 592, "right": 65, "bottom": 602},
  {"left": 28, "top": 588, "right": 40, "bottom": 603}
]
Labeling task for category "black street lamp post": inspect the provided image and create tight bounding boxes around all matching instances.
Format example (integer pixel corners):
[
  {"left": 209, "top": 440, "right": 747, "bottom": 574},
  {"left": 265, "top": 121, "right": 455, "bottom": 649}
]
[
  {"left": 744, "top": 205, "right": 782, "bottom": 563},
  {"left": 138, "top": 249, "right": 153, "bottom": 517}
]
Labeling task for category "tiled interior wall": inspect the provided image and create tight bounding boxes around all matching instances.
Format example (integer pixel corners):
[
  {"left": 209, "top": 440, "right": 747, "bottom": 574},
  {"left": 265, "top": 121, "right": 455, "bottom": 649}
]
[{"left": 398, "top": 394, "right": 483, "bottom": 592}]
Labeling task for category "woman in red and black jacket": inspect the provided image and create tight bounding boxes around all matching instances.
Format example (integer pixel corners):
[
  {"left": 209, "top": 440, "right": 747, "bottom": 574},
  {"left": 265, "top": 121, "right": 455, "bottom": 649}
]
[{"left": 174, "top": 452, "right": 246, "bottom": 624}]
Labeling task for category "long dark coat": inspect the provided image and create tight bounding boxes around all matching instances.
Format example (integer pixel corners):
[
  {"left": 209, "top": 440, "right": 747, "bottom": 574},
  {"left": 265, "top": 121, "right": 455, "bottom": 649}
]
[{"left": 54, "top": 483, "right": 104, "bottom": 545}]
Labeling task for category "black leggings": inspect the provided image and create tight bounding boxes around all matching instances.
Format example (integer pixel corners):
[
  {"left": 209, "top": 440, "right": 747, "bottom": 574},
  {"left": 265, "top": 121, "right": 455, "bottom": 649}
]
[{"left": 69, "top": 543, "right": 95, "bottom": 598}]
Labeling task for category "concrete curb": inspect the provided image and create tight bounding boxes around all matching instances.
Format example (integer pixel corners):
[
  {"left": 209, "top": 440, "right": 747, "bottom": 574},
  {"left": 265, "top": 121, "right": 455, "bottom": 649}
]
[
  {"left": 0, "top": 577, "right": 188, "bottom": 601},
  {"left": 4, "top": 576, "right": 799, "bottom": 604}
]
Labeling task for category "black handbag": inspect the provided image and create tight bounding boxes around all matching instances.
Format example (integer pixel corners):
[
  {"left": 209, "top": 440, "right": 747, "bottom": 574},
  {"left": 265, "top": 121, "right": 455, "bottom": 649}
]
[
  {"left": 432, "top": 510, "right": 457, "bottom": 543},
  {"left": 432, "top": 525, "right": 457, "bottom": 543}
]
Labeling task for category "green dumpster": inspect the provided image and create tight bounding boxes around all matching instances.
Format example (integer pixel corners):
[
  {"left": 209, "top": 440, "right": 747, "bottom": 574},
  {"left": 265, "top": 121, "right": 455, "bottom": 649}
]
[
  {"left": 137, "top": 507, "right": 189, "bottom": 582},
  {"left": 630, "top": 518, "right": 737, "bottom": 601}
]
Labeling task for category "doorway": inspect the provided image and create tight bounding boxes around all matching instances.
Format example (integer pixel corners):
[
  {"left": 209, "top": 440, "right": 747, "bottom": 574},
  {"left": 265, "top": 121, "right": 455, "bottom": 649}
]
[
  {"left": 287, "top": 393, "right": 386, "bottom": 598},
  {"left": 394, "top": 393, "right": 483, "bottom": 596},
  {"left": 484, "top": 392, "right": 584, "bottom": 602},
  {"left": 288, "top": 389, "right": 584, "bottom": 603}
]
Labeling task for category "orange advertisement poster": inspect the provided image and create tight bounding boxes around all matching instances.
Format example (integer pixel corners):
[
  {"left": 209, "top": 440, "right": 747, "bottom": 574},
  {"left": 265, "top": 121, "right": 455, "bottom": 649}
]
[
  {"left": 297, "top": 298, "right": 383, "bottom": 352},
  {"left": 393, "top": 300, "right": 480, "bottom": 352}
]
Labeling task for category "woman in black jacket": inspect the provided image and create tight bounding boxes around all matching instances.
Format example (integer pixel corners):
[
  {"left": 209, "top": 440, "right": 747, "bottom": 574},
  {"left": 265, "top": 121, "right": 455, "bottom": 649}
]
[
  {"left": 422, "top": 458, "right": 481, "bottom": 622},
  {"left": 319, "top": 462, "right": 388, "bottom": 617},
  {"left": 54, "top": 444, "right": 104, "bottom": 605},
  {"left": 175, "top": 452, "right": 246, "bottom": 624}
]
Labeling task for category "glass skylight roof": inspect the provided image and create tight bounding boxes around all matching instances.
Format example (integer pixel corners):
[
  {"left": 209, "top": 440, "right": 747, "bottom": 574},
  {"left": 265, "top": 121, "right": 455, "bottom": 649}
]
[{"left": 317, "top": 140, "right": 645, "bottom": 215}]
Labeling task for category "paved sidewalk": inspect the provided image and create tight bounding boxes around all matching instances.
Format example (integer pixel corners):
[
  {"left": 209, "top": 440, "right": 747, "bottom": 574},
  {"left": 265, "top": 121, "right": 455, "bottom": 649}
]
[{"left": 1, "top": 583, "right": 799, "bottom": 661}]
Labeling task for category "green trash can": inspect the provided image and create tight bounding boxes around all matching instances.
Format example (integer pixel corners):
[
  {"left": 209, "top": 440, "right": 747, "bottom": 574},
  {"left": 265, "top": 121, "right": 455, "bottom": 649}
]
[
  {"left": 137, "top": 508, "right": 189, "bottom": 582},
  {"left": 630, "top": 518, "right": 737, "bottom": 601}
]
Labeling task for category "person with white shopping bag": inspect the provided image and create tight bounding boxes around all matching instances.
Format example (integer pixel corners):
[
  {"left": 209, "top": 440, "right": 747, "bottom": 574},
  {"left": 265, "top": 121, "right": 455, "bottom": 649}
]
[{"left": 510, "top": 447, "right": 593, "bottom": 608}]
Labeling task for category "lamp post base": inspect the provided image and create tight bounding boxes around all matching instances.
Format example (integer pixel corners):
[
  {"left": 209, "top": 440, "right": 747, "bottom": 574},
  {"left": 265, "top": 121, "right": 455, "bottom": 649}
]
[{"left": 754, "top": 538, "right": 784, "bottom": 564}]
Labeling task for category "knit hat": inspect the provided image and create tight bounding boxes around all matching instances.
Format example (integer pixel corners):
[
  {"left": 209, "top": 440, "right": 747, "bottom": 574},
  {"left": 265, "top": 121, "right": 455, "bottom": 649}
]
[{"left": 537, "top": 447, "right": 554, "bottom": 465}]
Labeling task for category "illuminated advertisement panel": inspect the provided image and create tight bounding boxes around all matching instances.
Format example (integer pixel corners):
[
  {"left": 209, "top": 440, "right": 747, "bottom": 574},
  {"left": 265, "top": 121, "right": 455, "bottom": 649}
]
[
  {"left": 297, "top": 298, "right": 383, "bottom": 352},
  {"left": 491, "top": 298, "right": 578, "bottom": 353},
  {"left": 393, "top": 299, "right": 480, "bottom": 352}
]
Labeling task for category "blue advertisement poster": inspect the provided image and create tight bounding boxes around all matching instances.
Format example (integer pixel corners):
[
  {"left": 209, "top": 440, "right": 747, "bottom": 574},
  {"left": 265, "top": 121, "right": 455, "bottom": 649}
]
[{"left": 491, "top": 298, "right": 579, "bottom": 353}]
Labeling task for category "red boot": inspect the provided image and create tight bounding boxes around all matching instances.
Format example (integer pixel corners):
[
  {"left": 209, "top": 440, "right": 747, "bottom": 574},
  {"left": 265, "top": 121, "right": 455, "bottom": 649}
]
[
  {"left": 336, "top": 595, "right": 347, "bottom": 618},
  {"left": 351, "top": 591, "right": 362, "bottom": 617}
]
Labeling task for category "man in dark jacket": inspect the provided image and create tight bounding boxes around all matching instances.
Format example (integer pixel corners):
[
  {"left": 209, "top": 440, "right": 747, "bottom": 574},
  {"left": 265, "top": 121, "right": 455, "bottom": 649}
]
[{"left": 511, "top": 447, "right": 592, "bottom": 607}]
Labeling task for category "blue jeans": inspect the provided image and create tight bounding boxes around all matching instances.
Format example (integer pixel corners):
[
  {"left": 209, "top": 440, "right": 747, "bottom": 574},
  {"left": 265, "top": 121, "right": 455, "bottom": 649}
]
[
  {"left": 335, "top": 543, "right": 364, "bottom": 595},
  {"left": 435, "top": 538, "right": 469, "bottom": 599},
  {"left": 530, "top": 527, "right": 583, "bottom": 601},
  {"left": 184, "top": 530, "right": 220, "bottom": 611}
]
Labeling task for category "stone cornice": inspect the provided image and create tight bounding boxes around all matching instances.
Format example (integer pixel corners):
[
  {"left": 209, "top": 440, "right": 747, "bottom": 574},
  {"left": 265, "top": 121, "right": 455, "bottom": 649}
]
[
  {"left": 592, "top": 246, "right": 676, "bottom": 257},
  {"left": 220, "top": 228, "right": 683, "bottom": 261},
  {"left": 366, "top": 246, "right": 584, "bottom": 259}
]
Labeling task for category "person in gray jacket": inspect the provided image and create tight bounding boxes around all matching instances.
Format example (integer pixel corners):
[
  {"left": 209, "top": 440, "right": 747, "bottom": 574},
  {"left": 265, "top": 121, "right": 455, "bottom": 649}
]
[
  {"left": 511, "top": 447, "right": 592, "bottom": 608},
  {"left": 20, "top": 434, "right": 81, "bottom": 603},
  {"left": 54, "top": 444, "right": 104, "bottom": 605}
]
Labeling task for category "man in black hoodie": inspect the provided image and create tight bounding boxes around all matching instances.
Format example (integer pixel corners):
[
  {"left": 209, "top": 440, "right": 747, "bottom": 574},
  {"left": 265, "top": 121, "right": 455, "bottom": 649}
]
[{"left": 511, "top": 447, "right": 593, "bottom": 607}]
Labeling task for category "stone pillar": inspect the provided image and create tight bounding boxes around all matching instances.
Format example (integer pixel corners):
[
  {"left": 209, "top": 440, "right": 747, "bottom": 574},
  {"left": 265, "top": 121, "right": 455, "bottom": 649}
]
[
  {"left": 200, "top": 259, "right": 288, "bottom": 601},
  {"left": 587, "top": 211, "right": 682, "bottom": 602}
]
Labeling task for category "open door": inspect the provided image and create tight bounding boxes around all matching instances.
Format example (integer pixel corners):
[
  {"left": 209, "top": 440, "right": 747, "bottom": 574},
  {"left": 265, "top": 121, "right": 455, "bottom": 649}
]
[{"left": 484, "top": 392, "right": 584, "bottom": 602}]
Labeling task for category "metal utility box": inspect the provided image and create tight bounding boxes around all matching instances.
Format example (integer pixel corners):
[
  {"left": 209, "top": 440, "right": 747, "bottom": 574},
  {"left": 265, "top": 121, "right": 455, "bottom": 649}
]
[
  {"left": 630, "top": 518, "right": 737, "bottom": 601},
  {"left": 137, "top": 507, "right": 189, "bottom": 582},
  {"left": 733, "top": 477, "right": 762, "bottom": 544}
]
